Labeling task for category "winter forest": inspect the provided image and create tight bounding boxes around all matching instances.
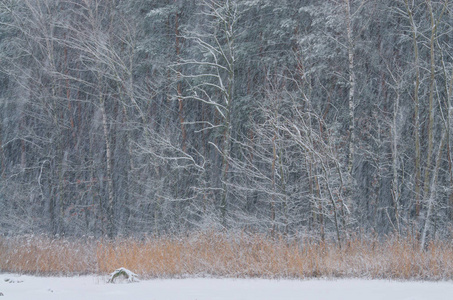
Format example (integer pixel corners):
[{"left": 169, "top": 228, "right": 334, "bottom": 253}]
[{"left": 1, "top": 0, "right": 453, "bottom": 252}]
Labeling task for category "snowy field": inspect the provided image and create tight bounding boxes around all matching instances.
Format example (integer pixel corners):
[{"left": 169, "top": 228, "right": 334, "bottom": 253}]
[{"left": 1, "top": 273, "right": 453, "bottom": 300}]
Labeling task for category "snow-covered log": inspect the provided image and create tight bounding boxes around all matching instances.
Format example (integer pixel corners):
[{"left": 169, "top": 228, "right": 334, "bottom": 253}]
[{"left": 108, "top": 268, "right": 139, "bottom": 283}]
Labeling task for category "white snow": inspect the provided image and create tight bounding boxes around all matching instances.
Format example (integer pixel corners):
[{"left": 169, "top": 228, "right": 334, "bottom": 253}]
[{"left": 1, "top": 274, "right": 452, "bottom": 300}]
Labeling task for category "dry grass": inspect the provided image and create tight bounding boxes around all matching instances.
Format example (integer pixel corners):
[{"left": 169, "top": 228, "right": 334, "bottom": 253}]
[
  {"left": 1, "top": 232, "right": 452, "bottom": 280},
  {"left": 0, "top": 236, "right": 96, "bottom": 275}
]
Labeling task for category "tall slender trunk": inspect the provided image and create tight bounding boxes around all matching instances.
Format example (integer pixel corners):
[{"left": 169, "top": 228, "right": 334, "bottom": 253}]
[
  {"left": 220, "top": 104, "right": 231, "bottom": 228},
  {"left": 323, "top": 163, "right": 342, "bottom": 248},
  {"left": 422, "top": 1, "right": 437, "bottom": 208},
  {"left": 271, "top": 130, "right": 277, "bottom": 235},
  {"left": 57, "top": 144, "right": 67, "bottom": 235},
  {"left": 175, "top": 7, "right": 186, "bottom": 153},
  {"left": 446, "top": 62, "right": 453, "bottom": 221},
  {"left": 420, "top": 130, "right": 446, "bottom": 249},
  {"left": 64, "top": 33, "right": 76, "bottom": 142},
  {"left": 99, "top": 85, "right": 115, "bottom": 238},
  {"left": 404, "top": 0, "right": 422, "bottom": 217},
  {"left": 391, "top": 90, "right": 401, "bottom": 233},
  {"left": 20, "top": 115, "right": 26, "bottom": 169},
  {"left": 346, "top": 0, "right": 355, "bottom": 175},
  {"left": 420, "top": 1, "right": 447, "bottom": 246},
  {"left": 220, "top": 1, "right": 235, "bottom": 228},
  {"left": 278, "top": 146, "right": 288, "bottom": 235}
]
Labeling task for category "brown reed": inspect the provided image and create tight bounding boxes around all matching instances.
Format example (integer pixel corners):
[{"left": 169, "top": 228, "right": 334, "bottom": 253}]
[{"left": 1, "top": 232, "right": 452, "bottom": 280}]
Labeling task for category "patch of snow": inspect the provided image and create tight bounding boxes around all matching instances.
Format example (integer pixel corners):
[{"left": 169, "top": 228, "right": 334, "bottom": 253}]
[{"left": 0, "top": 274, "right": 452, "bottom": 300}]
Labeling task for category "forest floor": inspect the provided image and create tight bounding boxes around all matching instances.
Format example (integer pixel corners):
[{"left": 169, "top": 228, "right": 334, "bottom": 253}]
[
  {"left": 1, "top": 232, "right": 453, "bottom": 280},
  {"left": 1, "top": 274, "right": 453, "bottom": 300}
]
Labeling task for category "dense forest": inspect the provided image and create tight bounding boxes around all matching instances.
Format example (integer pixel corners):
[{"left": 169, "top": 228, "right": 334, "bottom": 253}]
[{"left": 0, "top": 0, "right": 452, "bottom": 248}]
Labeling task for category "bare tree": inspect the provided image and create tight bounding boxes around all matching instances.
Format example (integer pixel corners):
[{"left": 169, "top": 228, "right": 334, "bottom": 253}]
[{"left": 175, "top": 0, "right": 238, "bottom": 227}]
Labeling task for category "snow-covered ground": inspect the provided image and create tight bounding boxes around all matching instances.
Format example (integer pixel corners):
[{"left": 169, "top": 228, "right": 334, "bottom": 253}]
[{"left": 1, "top": 273, "right": 453, "bottom": 300}]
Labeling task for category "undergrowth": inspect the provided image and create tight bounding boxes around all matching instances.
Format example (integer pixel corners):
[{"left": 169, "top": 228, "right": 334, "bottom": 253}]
[{"left": 0, "top": 232, "right": 452, "bottom": 280}]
